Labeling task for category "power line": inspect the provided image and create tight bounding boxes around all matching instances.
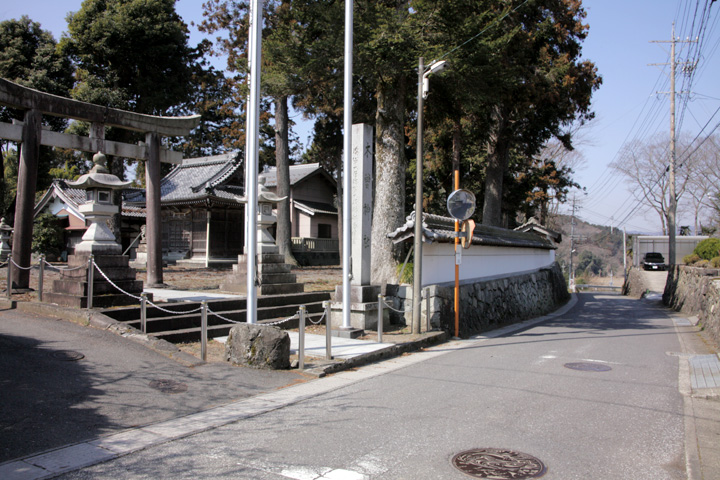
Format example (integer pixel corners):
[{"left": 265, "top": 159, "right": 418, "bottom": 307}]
[{"left": 436, "top": 0, "right": 532, "bottom": 61}]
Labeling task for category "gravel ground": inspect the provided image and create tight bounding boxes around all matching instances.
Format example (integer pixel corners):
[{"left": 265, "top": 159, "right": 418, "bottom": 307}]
[{"left": 1, "top": 263, "right": 342, "bottom": 300}]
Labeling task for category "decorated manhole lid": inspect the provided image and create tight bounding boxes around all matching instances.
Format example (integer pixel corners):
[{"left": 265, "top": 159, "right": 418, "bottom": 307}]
[
  {"left": 149, "top": 379, "right": 188, "bottom": 394},
  {"left": 451, "top": 448, "right": 546, "bottom": 479},
  {"left": 564, "top": 362, "right": 612, "bottom": 372},
  {"left": 51, "top": 350, "right": 85, "bottom": 361}
]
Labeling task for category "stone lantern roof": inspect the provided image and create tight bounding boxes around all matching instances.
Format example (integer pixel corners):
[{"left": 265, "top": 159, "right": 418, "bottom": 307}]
[{"left": 67, "top": 152, "right": 132, "bottom": 191}]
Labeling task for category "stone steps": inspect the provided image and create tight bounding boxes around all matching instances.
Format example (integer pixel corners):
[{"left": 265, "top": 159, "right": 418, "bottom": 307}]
[{"left": 101, "top": 292, "right": 331, "bottom": 342}]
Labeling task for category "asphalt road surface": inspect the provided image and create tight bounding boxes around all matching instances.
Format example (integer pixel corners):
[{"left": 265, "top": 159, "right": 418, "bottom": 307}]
[
  {"left": 55, "top": 292, "right": 689, "bottom": 479},
  {"left": 0, "top": 309, "right": 303, "bottom": 463}
]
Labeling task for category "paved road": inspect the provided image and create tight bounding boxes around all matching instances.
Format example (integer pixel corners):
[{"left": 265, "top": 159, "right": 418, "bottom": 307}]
[
  {"left": 641, "top": 269, "right": 669, "bottom": 293},
  {"left": 0, "top": 309, "right": 303, "bottom": 463},
  {"left": 49, "top": 292, "right": 700, "bottom": 480}
]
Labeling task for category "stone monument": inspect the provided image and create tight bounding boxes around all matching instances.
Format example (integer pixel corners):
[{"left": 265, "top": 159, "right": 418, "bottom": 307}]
[
  {"left": 330, "top": 124, "right": 389, "bottom": 334},
  {"left": 44, "top": 152, "right": 146, "bottom": 308},
  {"left": 222, "top": 178, "right": 304, "bottom": 295}
]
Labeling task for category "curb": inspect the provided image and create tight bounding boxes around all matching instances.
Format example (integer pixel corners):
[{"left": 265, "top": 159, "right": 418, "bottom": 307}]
[{"left": 304, "top": 331, "right": 448, "bottom": 377}]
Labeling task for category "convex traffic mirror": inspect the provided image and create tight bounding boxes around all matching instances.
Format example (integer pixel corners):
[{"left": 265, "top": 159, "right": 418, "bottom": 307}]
[{"left": 447, "top": 189, "right": 476, "bottom": 221}]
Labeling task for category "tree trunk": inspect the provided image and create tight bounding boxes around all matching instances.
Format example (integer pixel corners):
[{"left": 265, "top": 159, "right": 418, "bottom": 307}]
[
  {"left": 274, "top": 96, "right": 298, "bottom": 266},
  {"left": 371, "top": 77, "right": 406, "bottom": 285},
  {"left": 482, "top": 105, "right": 511, "bottom": 227},
  {"left": 336, "top": 170, "right": 343, "bottom": 262},
  {"left": 0, "top": 145, "right": 5, "bottom": 217}
]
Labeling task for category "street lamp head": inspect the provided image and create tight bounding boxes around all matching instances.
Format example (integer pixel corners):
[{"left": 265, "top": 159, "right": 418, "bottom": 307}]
[
  {"left": 425, "top": 60, "right": 448, "bottom": 76},
  {"left": 422, "top": 60, "right": 449, "bottom": 98}
]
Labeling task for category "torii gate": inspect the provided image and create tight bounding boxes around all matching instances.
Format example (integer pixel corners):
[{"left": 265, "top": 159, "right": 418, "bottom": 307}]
[{"left": 0, "top": 78, "right": 200, "bottom": 289}]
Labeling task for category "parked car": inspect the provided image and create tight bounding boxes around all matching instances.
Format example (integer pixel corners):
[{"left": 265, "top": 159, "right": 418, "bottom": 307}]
[{"left": 642, "top": 252, "right": 666, "bottom": 271}]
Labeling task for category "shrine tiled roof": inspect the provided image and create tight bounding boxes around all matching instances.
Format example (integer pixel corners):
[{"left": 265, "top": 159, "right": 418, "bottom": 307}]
[
  {"left": 388, "top": 212, "right": 556, "bottom": 250},
  {"left": 124, "top": 152, "right": 244, "bottom": 206},
  {"left": 259, "top": 163, "right": 334, "bottom": 188}
]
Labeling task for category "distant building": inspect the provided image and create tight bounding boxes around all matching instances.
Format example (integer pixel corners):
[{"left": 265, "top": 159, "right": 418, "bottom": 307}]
[
  {"left": 258, "top": 163, "right": 339, "bottom": 265},
  {"left": 632, "top": 235, "right": 708, "bottom": 266},
  {"left": 34, "top": 179, "right": 144, "bottom": 259},
  {"left": 124, "top": 152, "right": 245, "bottom": 264}
]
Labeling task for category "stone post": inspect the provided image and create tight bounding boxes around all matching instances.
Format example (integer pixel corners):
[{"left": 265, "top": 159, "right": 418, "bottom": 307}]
[
  {"left": 330, "top": 124, "right": 387, "bottom": 336},
  {"left": 351, "top": 124, "right": 373, "bottom": 286}
]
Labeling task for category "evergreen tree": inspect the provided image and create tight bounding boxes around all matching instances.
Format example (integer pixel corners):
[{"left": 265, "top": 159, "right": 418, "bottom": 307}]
[
  {"left": 60, "top": 0, "right": 197, "bottom": 180},
  {"left": 0, "top": 16, "right": 74, "bottom": 218}
]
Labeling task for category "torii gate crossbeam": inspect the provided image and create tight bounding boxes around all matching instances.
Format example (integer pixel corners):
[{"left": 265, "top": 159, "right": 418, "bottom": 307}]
[{"left": 0, "top": 78, "right": 200, "bottom": 289}]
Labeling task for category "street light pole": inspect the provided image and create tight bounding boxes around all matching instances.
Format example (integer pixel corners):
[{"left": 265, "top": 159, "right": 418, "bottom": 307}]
[
  {"left": 412, "top": 57, "right": 425, "bottom": 335},
  {"left": 245, "top": 0, "right": 263, "bottom": 324},
  {"left": 341, "top": 0, "right": 353, "bottom": 330},
  {"left": 412, "top": 58, "right": 447, "bottom": 335}
]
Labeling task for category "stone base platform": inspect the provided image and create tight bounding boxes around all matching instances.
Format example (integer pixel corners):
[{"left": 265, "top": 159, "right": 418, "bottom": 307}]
[
  {"left": 331, "top": 285, "right": 389, "bottom": 332},
  {"left": 222, "top": 253, "right": 304, "bottom": 296},
  {"left": 44, "top": 253, "right": 146, "bottom": 308}
]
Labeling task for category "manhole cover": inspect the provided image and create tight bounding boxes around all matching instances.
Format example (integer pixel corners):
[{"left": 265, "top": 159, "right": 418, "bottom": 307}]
[
  {"left": 564, "top": 362, "right": 611, "bottom": 372},
  {"left": 51, "top": 350, "right": 85, "bottom": 361},
  {"left": 149, "top": 379, "right": 188, "bottom": 394},
  {"left": 451, "top": 448, "right": 546, "bottom": 479}
]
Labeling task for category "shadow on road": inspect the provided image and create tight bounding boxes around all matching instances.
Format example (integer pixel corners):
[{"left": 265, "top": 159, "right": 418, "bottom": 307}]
[{"left": 0, "top": 332, "right": 109, "bottom": 462}]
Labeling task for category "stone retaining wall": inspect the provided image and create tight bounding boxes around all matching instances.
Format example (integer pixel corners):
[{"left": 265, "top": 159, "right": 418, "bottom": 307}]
[
  {"left": 663, "top": 265, "right": 720, "bottom": 346},
  {"left": 623, "top": 267, "right": 651, "bottom": 298},
  {"left": 387, "top": 263, "right": 569, "bottom": 338}
]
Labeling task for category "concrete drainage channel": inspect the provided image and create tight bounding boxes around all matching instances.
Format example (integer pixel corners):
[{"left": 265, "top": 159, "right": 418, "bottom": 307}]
[{"left": 451, "top": 448, "right": 547, "bottom": 479}]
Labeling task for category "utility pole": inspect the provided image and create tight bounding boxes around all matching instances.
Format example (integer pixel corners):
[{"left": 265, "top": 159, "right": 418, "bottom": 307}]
[
  {"left": 651, "top": 24, "right": 696, "bottom": 268},
  {"left": 623, "top": 227, "right": 628, "bottom": 286},
  {"left": 569, "top": 194, "right": 576, "bottom": 292},
  {"left": 669, "top": 24, "right": 677, "bottom": 268}
]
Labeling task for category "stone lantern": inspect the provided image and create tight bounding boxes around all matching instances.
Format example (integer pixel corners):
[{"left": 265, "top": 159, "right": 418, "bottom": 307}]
[
  {"left": 67, "top": 152, "right": 131, "bottom": 255},
  {"left": 220, "top": 177, "right": 304, "bottom": 295},
  {"left": 256, "top": 177, "right": 287, "bottom": 254},
  {"left": 0, "top": 217, "right": 12, "bottom": 261},
  {"left": 45, "top": 152, "right": 145, "bottom": 308}
]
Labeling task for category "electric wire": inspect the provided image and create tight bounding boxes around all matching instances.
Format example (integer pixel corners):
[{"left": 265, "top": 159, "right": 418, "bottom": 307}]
[
  {"left": 435, "top": 0, "right": 532, "bottom": 62},
  {"left": 598, "top": 0, "right": 719, "bottom": 231}
]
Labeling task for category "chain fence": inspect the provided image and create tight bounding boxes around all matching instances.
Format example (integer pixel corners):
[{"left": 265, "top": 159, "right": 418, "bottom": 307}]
[
  {"left": 10, "top": 258, "right": 34, "bottom": 271},
  {"left": 3, "top": 252, "right": 336, "bottom": 368}
]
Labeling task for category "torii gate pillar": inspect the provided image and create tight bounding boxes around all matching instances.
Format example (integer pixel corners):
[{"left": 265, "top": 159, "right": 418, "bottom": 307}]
[
  {"left": 11, "top": 109, "right": 42, "bottom": 290},
  {"left": 145, "top": 133, "right": 163, "bottom": 286}
]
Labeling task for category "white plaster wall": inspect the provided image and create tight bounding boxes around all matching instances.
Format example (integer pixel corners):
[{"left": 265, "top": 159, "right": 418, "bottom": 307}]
[{"left": 421, "top": 242, "right": 556, "bottom": 286}]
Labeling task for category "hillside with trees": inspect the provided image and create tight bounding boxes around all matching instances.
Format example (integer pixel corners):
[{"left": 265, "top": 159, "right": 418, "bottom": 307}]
[{"left": 554, "top": 214, "right": 626, "bottom": 285}]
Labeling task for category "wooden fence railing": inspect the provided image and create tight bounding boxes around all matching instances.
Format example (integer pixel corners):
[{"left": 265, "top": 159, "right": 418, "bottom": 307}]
[{"left": 291, "top": 237, "right": 339, "bottom": 252}]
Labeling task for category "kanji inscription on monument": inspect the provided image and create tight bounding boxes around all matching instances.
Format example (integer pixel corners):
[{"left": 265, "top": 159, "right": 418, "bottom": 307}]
[{"left": 351, "top": 124, "right": 373, "bottom": 286}]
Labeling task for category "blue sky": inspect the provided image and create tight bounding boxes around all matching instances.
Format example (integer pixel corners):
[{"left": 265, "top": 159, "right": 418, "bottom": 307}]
[{"left": 2, "top": 0, "right": 719, "bottom": 234}]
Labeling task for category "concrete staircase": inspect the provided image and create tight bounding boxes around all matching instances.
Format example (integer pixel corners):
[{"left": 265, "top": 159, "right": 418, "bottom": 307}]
[{"left": 101, "top": 291, "right": 331, "bottom": 343}]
